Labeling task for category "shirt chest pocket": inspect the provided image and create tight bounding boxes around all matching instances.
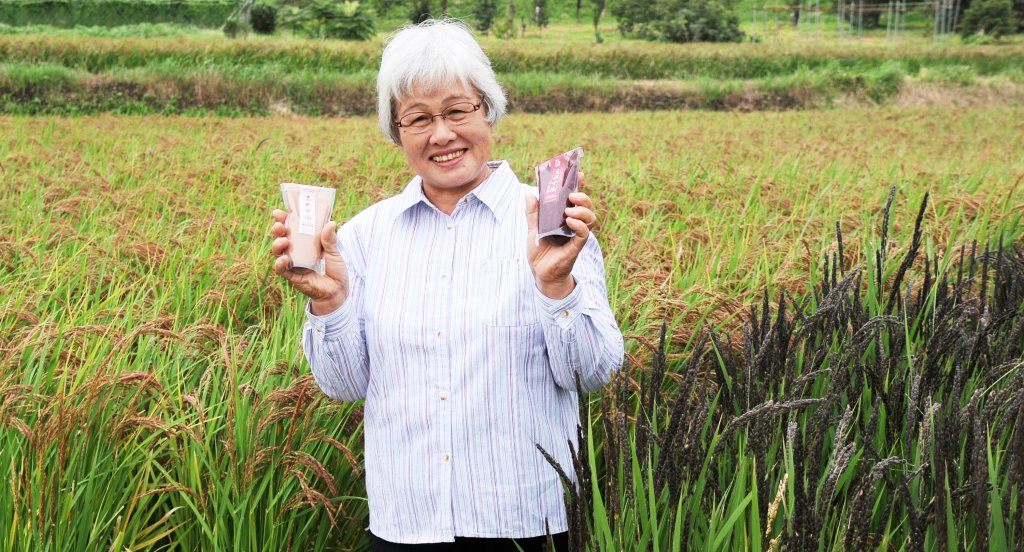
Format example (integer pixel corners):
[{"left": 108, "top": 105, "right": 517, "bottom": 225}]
[{"left": 474, "top": 257, "right": 538, "bottom": 327}]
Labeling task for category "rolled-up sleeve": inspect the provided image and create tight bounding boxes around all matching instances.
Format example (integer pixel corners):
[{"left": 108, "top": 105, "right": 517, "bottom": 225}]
[
  {"left": 534, "top": 234, "right": 624, "bottom": 392},
  {"left": 301, "top": 224, "right": 370, "bottom": 402}
]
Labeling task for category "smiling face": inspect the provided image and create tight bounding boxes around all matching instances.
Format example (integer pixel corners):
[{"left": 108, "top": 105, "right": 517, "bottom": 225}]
[{"left": 395, "top": 81, "right": 494, "bottom": 212}]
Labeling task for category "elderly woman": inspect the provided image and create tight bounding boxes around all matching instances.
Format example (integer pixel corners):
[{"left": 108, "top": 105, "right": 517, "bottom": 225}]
[{"left": 271, "top": 20, "right": 623, "bottom": 551}]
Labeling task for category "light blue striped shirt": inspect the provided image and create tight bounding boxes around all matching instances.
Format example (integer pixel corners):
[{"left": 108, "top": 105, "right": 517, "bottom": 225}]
[{"left": 302, "top": 160, "right": 624, "bottom": 544}]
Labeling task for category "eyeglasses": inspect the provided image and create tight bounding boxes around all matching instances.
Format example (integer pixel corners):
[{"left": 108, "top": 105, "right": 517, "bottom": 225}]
[{"left": 395, "top": 102, "right": 482, "bottom": 133}]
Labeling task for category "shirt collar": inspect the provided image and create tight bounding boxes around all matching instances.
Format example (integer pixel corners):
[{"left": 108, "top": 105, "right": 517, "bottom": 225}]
[{"left": 393, "top": 160, "right": 519, "bottom": 222}]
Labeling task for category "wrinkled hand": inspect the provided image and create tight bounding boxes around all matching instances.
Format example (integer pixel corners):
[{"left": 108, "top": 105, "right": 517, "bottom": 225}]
[
  {"left": 271, "top": 209, "right": 350, "bottom": 315},
  {"left": 526, "top": 173, "right": 596, "bottom": 300}
]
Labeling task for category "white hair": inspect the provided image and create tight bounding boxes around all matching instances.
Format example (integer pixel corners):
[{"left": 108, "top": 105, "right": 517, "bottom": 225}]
[{"left": 377, "top": 19, "right": 507, "bottom": 144}]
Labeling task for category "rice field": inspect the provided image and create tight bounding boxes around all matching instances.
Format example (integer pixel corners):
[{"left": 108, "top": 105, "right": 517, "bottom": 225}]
[{"left": 1, "top": 108, "right": 1023, "bottom": 550}]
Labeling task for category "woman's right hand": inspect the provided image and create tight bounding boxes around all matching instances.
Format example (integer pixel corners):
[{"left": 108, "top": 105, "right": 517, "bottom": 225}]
[{"left": 271, "top": 209, "right": 350, "bottom": 315}]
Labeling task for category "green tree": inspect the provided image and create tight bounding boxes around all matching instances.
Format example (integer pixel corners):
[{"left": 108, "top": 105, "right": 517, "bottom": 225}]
[
  {"left": 473, "top": 0, "right": 498, "bottom": 31},
  {"left": 960, "top": 0, "right": 1016, "bottom": 37},
  {"left": 370, "top": 0, "right": 402, "bottom": 16},
  {"left": 408, "top": 0, "right": 432, "bottom": 22},
  {"left": 609, "top": 0, "right": 647, "bottom": 32},
  {"left": 300, "top": 0, "right": 375, "bottom": 39},
  {"left": 534, "top": 0, "right": 549, "bottom": 27}
]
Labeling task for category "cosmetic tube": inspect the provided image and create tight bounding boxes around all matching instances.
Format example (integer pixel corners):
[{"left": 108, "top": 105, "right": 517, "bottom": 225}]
[{"left": 280, "top": 183, "right": 336, "bottom": 274}]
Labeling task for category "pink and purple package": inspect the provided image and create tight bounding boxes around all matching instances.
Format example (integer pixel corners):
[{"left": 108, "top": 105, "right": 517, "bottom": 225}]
[{"left": 536, "top": 147, "right": 583, "bottom": 241}]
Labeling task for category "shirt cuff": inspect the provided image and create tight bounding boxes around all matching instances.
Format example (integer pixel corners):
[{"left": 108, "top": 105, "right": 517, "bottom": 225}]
[
  {"left": 305, "top": 298, "right": 353, "bottom": 338},
  {"left": 533, "top": 279, "right": 583, "bottom": 330}
]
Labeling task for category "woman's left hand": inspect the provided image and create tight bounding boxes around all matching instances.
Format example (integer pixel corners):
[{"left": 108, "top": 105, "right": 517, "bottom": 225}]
[{"left": 526, "top": 173, "right": 597, "bottom": 300}]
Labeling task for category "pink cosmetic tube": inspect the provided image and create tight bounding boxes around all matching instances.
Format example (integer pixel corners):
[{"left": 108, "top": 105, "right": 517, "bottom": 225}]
[{"left": 280, "top": 183, "right": 336, "bottom": 274}]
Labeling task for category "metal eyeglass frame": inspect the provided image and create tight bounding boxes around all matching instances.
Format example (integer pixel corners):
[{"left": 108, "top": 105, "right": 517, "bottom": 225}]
[{"left": 394, "top": 102, "right": 483, "bottom": 132}]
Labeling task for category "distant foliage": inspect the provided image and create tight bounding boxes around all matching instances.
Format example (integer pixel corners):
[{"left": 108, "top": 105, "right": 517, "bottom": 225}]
[
  {"left": 222, "top": 17, "right": 249, "bottom": 37},
  {"left": 960, "top": 0, "right": 1017, "bottom": 38},
  {"left": 473, "top": 0, "right": 499, "bottom": 32},
  {"left": 408, "top": 0, "right": 432, "bottom": 23},
  {"left": 610, "top": 0, "right": 743, "bottom": 42},
  {"left": 534, "top": 0, "right": 549, "bottom": 27},
  {"left": 492, "top": 13, "right": 516, "bottom": 37},
  {"left": 0, "top": 22, "right": 210, "bottom": 37},
  {"left": 659, "top": 0, "right": 743, "bottom": 42},
  {"left": 591, "top": 0, "right": 604, "bottom": 41},
  {"left": 250, "top": 3, "right": 278, "bottom": 34},
  {"left": 0, "top": 0, "right": 235, "bottom": 28},
  {"left": 369, "top": 0, "right": 402, "bottom": 16},
  {"left": 299, "top": 0, "right": 375, "bottom": 39},
  {"left": 608, "top": 0, "right": 646, "bottom": 33}
]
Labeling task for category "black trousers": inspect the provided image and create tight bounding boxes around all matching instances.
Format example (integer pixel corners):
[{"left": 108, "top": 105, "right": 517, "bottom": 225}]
[{"left": 370, "top": 531, "right": 569, "bottom": 552}]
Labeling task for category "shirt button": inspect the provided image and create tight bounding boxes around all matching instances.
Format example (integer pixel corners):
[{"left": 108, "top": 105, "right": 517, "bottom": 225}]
[
  {"left": 441, "top": 274, "right": 448, "bottom": 281},
  {"left": 437, "top": 331, "right": 443, "bottom": 338},
  {"left": 447, "top": 223, "right": 454, "bottom": 230},
  {"left": 440, "top": 394, "right": 447, "bottom": 401},
  {"left": 443, "top": 454, "right": 450, "bottom": 462},
  {"left": 561, "top": 309, "right": 569, "bottom": 318}
]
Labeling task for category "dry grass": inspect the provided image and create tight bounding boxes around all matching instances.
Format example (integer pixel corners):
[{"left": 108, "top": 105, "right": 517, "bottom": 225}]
[{"left": 893, "top": 80, "right": 1024, "bottom": 108}]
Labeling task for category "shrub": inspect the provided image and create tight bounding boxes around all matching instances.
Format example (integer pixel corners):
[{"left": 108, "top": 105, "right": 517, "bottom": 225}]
[
  {"left": 223, "top": 18, "right": 249, "bottom": 38},
  {"left": 611, "top": 0, "right": 743, "bottom": 42},
  {"left": 647, "top": 0, "right": 740, "bottom": 42},
  {"left": 863, "top": 60, "right": 906, "bottom": 101},
  {"left": 959, "top": 0, "right": 1017, "bottom": 38},
  {"left": 963, "top": 31, "right": 1001, "bottom": 44},
  {"left": 492, "top": 15, "right": 515, "bottom": 38},
  {"left": 250, "top": 3, "right": 278, "bottom": 34},
  {"left": 299, "top": 0, "right": 375, "bottom": 40},
  {"left": 608, "top": 0, "right": 646, "bottom": 33}
]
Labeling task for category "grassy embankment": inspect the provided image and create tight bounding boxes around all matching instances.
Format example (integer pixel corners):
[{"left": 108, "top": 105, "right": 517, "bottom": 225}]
[
  {"left": 1, "top": 33, "right": 1022, "bottom": 114},
  {"left": 1, "top": 109, "right": 1023, "bottom": 549}
]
